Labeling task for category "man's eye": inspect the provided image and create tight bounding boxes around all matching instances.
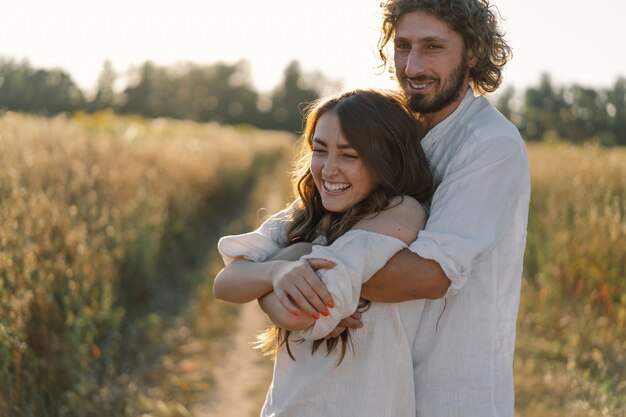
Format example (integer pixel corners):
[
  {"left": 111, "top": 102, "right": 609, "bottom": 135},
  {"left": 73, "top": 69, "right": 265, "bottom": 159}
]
[{"left": 395, "top": 43, "right": 410, "bottom": 50}]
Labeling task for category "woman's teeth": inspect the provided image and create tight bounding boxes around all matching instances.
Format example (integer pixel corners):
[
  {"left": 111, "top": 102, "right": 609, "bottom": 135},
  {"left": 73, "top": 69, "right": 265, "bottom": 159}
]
[{"left": 324, "top": 181, "right": 350, "bottom": 192}]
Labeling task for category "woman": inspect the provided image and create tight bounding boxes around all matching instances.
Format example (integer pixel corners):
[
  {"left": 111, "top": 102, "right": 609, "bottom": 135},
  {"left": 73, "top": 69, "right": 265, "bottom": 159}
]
[{"left": 213, "top": 89, "right": 433, "bottom": 417}]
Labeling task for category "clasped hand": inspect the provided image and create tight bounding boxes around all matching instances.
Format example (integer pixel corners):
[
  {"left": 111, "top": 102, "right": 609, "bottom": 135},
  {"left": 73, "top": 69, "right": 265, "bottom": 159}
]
[
  {"left": 272, "top": 258, "right": 335, "bottom": 318},
  {"left": 267, "top": 242, "right": 364, "bottom": 336}
]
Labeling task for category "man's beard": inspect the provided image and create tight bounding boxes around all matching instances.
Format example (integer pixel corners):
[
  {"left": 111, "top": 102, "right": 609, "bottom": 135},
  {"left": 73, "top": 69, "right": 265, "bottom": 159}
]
[{"left": 403, "top": 54, "right": 468, "bottom": 114}]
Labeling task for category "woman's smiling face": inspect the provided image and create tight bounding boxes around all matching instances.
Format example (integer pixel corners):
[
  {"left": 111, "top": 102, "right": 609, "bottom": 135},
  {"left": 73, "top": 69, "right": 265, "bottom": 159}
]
[{"left": 310, "top": 111, "right": 377, "bottom": 213}]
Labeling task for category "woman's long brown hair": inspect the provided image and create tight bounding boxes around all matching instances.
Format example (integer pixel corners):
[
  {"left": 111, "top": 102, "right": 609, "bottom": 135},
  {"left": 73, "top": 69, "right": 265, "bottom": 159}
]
[{"left": 257, "top": 89, "right": 434, "bottom": 364}]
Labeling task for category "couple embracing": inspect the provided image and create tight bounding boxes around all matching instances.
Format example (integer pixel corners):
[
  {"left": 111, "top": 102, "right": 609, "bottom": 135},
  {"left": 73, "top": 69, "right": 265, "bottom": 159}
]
[{"left": 214, "top": 1, "right": 530, "bottom": 416}]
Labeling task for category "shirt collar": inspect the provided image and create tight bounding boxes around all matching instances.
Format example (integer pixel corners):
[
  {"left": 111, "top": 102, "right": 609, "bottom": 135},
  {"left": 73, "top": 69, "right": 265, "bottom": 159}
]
[{"left": 421, "top": 88, "right": 477, "bottom": 147}]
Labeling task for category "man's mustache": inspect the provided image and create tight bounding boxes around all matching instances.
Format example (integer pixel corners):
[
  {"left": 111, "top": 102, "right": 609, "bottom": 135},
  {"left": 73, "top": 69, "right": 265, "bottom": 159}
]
[{"left": 401, "top": 75, "right": 439, "bottom": 83}]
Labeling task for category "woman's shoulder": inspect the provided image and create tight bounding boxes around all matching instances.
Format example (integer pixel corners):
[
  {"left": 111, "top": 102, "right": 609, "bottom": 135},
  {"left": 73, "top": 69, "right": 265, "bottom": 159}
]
[{"left": 352, "top": 195, "right": 426, "bottom": 245}]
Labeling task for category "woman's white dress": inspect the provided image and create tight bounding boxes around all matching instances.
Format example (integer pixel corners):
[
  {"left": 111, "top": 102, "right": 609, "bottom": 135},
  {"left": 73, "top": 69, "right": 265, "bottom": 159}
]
[{"left": 218, "top": 210, "right": 425, "bottom": 417}]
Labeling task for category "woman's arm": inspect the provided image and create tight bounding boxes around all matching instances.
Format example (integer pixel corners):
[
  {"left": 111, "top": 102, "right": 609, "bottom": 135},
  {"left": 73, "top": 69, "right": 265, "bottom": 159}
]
[
  {"left": 321, "top": 196, "right": 435, "bottom": 338},
  {"left": 212, "top": 203, "right": 333, "bottom": 310},
  {"left": 256, "top": 243, "right": 335, "bottom": 330},
  {"left": 214, "top": 239, "right": 335, "bottom": 328},
  {"left": 213, "top": 241, "right": 317, "bottom": 303},
  {"left": 213, "top": 258, "right": 280, "bottom": 303},
  {"left": 258, "top": 292, "right": 317, "bottom": 331},
  {"left": 213, "top": 209, "right": 289, "bottom": 303},
  {"left": 292, "top": 196, "right": 427, "bottom": 340}
]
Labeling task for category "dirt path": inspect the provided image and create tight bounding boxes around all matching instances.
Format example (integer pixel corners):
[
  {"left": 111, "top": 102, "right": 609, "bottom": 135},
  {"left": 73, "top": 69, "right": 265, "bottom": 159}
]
[
  {"left": 191, "top": 302, "right": 273, "bottom": 417},
  {"left": 191, "top": 171, "right": 286, "bottom": 417}
]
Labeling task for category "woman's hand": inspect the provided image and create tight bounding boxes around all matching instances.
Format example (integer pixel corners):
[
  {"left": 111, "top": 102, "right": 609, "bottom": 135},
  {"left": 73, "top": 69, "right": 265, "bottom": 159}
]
[{"left": 272, "top": 258, "right": 336, "bottom": 318}]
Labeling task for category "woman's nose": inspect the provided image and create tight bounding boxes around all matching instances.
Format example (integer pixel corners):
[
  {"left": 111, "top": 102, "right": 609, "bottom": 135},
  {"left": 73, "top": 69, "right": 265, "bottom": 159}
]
[{"left": 321, "top": 155, "right": 339, "bottom": 176}]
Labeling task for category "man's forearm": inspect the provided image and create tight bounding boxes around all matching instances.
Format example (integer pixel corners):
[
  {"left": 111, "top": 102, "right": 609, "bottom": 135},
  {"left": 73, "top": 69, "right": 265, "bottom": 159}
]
[{"left": 361, "top": 249, "right": 450, "bottom": 302}]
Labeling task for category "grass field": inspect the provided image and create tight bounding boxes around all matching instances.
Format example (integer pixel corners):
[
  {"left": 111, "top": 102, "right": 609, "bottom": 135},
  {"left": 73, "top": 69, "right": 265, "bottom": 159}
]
[
  {"left": 0, "top": 113, "right": 624, "bottom": 416},
  {"left": 0, "top": 112, "right": 293, "bottom": 416},
  {"left": 515, "top": 142, "right": 625, "bottom": 417}
]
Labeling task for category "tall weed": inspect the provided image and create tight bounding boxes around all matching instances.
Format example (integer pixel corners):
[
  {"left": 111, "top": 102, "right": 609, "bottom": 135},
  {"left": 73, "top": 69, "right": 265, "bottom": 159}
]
[
  {"left": 0, "top": 112, "right": 292, "bottom": 416},
  {"left": 517, "top": 143, "right": 625, "bottom": 416}
]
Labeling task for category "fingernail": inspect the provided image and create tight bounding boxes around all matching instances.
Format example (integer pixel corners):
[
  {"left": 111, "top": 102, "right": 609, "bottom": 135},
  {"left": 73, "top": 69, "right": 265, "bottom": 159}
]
[
  {"left": 328, "top": 302, "right": 335, "bottom": 308},
  {"left": 312, "top": 312, "right": 320, "bottom": 320},
  {"left": 321, "top": 310, "right": 329, "bottom": 317},
  {"left": 294, "top": 311, "right": 301, "bottom": 317}
]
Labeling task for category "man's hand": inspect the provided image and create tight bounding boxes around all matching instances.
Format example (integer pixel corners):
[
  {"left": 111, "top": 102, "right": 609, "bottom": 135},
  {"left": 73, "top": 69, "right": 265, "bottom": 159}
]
[
  {"left": 324, "top": 311, "right": 363, "bottom": 339},
  {"left": 272, "top": 258, "right": 336, "bottom": 318}
]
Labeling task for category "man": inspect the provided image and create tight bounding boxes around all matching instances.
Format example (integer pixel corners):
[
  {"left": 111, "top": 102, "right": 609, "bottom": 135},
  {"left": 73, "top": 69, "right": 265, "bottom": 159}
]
[
  {"left": 344, "top": 1, "right": 531, "bottom": 415},
  {"left": 215, "top": 1, "right": 530, "bottom": 415}
]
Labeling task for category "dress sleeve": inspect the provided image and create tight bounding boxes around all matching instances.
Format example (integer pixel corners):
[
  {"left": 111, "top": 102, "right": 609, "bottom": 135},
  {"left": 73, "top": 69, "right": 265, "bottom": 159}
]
[
  {"left": 409, "top": 135, "right": 530, "bottom": 296},
  {"left": 217, "top": 208, "right": 290, "bottom": 265},
  {"left": 293, "top": 230, "right": 407, "bottom": 340}
]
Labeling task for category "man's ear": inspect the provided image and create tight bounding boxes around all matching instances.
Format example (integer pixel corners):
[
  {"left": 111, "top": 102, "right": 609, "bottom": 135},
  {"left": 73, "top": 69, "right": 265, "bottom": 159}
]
[{"left": 467, "top": 49, "right": 478, "bottom": 68}]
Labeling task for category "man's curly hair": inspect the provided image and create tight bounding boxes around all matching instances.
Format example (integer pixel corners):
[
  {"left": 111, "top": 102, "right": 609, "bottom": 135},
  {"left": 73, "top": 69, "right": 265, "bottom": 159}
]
[{"left": 378, "top": 0, "right": 512, "bottom": 95}]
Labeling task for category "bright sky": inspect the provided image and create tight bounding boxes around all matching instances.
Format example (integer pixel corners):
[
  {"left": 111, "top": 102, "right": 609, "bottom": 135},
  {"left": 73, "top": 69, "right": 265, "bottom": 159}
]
[{"left": 1, "top": 0, "right": 625, "bottom": 95}]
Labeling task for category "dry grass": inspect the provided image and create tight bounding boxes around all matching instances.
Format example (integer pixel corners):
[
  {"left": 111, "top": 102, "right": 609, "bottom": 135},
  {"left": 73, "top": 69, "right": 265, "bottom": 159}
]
[
  {"left": 0, "top": 111, "right": 293, "bottom": 417},
  {"left": 515, "top": 142, "right": 626, "bottom": 417},
  {"left": 1, "top": 113, "right": 623, "bottom": 416}
]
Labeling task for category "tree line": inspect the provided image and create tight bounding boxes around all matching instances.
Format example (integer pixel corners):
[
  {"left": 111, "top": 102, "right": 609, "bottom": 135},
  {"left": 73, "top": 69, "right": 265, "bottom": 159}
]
[
  {"left": 0, "top": 57, "right": 625, "bottom": 145},
  {"left": 498, "top": 74, "right": 626, "bottom": 146},
  {"left": 0, "top": 58, "right": 326, "bottom": 133}
]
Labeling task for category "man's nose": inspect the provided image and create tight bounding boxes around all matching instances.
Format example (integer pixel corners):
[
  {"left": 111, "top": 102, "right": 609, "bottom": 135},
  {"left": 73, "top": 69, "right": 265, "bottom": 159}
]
[{"left": 405, "top": 47, "right": 426, "bottom": 78}]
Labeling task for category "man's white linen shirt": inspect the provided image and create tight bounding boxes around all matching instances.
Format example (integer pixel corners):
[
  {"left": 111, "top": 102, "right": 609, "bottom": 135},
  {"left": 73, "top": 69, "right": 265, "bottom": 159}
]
[{"left": 409, "top": 89, "right": 530, "bottom": 417}]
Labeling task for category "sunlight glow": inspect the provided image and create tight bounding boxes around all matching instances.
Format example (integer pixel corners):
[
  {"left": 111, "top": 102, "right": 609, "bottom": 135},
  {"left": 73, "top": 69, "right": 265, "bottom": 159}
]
[{"left": 0, "top": 0, "right": 624, "bottom": 93}]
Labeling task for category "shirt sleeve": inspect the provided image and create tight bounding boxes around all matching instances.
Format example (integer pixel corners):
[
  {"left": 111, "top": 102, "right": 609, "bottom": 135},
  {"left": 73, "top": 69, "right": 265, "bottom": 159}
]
[
  {"left": 409, "top": 135, "right": 530, "bottom": 296},
  {"left": 217, "top": 208, "right": 290, "bottom": 265},
  {"left": 293, "top": 230, "right": 407, "bottom": 340}
]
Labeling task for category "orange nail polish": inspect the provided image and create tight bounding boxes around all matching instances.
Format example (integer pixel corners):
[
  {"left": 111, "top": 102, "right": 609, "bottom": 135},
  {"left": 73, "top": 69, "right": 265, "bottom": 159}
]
[
  {"left": 312, "top": 312, "right": 320, "bottom": 320},
  {"left": 321, "top": 310, "right": 329, "bottom": 317}
]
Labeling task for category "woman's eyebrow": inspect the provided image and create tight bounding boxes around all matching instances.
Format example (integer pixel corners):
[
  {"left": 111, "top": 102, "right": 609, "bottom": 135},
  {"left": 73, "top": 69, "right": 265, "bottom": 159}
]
[{"left": 312, "top": 138, "right": 355, "bottom": 150}]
